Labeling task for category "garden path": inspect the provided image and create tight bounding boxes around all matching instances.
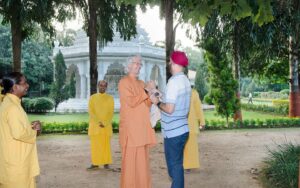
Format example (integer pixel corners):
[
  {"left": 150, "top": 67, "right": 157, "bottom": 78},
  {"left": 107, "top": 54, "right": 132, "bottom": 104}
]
[{"left": 37, "top": 128, "right": 300, "bottom": 188}]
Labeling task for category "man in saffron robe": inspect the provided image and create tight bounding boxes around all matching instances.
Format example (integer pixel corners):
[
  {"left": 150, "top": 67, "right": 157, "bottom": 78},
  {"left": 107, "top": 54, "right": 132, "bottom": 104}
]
[
  {"left": 183, "top": 86, "right": 205, "bottom": 172},
  {"left": 0, "top": 72, "right": 41, "bottom": 188},
  {"left": 118, "top": 56, "right": 157, "bottom": 188},
  {"left": 87, "top": 80, "right": 114, "bottom": 170}
]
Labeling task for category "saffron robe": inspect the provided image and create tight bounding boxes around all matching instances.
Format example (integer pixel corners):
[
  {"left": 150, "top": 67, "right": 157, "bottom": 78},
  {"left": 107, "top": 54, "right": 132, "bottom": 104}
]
[{"left": 118, "top": 75, "right": 156, "bottom": 188}]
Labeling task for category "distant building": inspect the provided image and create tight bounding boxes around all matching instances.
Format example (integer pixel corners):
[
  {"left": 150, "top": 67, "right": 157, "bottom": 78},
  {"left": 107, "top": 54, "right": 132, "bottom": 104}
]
[{"left": 53, "top": 26, "right": 166, "bottom": 112}]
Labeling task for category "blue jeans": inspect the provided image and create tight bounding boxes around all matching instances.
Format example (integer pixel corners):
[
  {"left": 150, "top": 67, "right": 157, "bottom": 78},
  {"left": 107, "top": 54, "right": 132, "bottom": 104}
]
[{"left": 164, "top": 132, "right": 189, "bottom": 188}]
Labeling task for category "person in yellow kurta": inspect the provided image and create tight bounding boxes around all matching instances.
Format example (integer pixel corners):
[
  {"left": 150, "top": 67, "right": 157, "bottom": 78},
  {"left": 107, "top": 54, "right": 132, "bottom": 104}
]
[
  {"left": 183, "top": 87, "right": 205, "bottom": 173},
  {"left": 87, "top": 80, "right": 114, "bottom": 170},
  {"left": 0, "top": 72, "right": 41, "bottom": 188}
]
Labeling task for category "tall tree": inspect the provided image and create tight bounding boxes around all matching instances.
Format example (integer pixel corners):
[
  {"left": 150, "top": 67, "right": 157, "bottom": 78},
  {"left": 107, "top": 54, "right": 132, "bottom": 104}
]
[
  {"left": 203, "top": 37, "right": 239, "bottom": 125},
  {"left": 0, "top": 24, "right": 53, "bottom": 96},
  {"left": 238, "top": 0, "right": 300, "bottom": 117},
  {"left": 0, "top": 0, "right": 77, "bottom": 71},
  {"left": 79, "top": 0, "right": 137, "bottom": 94},
  {"left": 50, "top": 51, "right": 68, "bottom": 111}
]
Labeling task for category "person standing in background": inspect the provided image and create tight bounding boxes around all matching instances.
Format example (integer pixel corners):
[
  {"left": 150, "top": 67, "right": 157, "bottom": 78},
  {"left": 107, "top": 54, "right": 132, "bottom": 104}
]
[
  {"left": 183, "top": 85, "right": 205, "bottom": 173},
  {"left": 87, "top": 80, "right": 114, "bottom": 170}
]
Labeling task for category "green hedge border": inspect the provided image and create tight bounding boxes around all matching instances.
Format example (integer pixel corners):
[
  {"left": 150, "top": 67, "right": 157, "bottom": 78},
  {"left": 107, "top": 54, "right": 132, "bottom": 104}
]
[{"left": 41, "top": 118, "right": 300, "bottom": 134}]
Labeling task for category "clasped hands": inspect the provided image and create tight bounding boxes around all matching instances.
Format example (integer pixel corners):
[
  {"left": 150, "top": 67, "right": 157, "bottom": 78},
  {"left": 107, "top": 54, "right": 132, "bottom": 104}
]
[{"left": 31, "top": 120, "right": 42, "bottom": 136}]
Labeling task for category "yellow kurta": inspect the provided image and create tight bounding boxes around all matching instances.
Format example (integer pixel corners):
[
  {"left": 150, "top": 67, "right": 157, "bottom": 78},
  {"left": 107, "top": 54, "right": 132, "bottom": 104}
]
[
  {"left": 88, "top": 93, "right": 114, "bottom": 165},
  {"left": 0, "top": 94, "right": 39, "bottom": 187},
  {"left": 0, "top": 86, "right": 4, "bottom": 104},
  {"left": 184, "top": 89, "right": 205, "bottom": 169}
]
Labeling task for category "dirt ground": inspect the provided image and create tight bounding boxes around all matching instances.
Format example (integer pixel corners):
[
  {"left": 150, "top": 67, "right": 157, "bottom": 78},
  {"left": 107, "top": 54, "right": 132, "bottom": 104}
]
[{"left": 36, "top": 128, "right": 300, "bottom": 188}]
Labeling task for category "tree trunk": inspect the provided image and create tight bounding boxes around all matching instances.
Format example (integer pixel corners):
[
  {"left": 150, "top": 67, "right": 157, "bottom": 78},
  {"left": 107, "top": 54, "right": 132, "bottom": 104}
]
[
  {"left": 88, "top": 0, "right": 98, "bottom": 95},
  {"left": 11, "top": 1, "right": 22, "bottom": 72},
  {"left": 165, "top": 0, "right": 175, "bottom": 81},
  {"left": 232, "top": 21, "right": 243, "bottom": 121},
  {"left": 288, "top": 35, "right": 300, "bottom": 117}
]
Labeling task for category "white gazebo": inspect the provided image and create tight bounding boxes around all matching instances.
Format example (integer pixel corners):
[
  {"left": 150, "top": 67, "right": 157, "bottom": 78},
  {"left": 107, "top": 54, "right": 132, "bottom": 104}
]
[{"left": 54, "top": 26, "right": 166, "bottom": 112}]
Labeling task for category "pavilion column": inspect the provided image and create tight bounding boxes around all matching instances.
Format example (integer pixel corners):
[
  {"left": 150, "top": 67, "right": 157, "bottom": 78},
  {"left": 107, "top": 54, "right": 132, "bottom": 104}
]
[
  {"left": 80, "top": 74, "right": 87, "bottom": 99},
  {"left": 86, "top": 74, "right": 90, "bottom": 98}
]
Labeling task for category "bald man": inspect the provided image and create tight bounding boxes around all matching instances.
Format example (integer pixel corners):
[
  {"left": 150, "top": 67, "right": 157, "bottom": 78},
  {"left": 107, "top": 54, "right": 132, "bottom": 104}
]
[{"left": 87, "top": 80, "right": 114, "bottom": 170}]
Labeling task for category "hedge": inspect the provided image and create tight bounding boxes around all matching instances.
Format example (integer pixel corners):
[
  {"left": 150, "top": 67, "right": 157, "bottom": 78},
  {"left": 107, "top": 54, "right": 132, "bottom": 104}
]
[
  {"left": 22, "top": 97, "right": 54, "bottom": 113},
  {"left": 204, "top": 118, "right": 300, "bottom": 130},
  {"left": 241, "top": 103, "right": 288, "bottom": 116},
  {"left": 39, "top": 118, "right": 300, "bottom": 134}
]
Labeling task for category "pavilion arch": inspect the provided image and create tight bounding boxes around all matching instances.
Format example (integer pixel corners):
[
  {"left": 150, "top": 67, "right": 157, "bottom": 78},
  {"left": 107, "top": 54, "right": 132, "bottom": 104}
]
[
  {"left": 103, "top": 62, "right": 126, "bottom": 97},
  {"left": 150, "top": 65, "right": 163, "bottom": 90}
]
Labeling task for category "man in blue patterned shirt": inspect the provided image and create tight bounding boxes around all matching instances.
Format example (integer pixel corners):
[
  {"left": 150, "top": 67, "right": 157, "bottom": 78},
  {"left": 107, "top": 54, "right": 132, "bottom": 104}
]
[{"left": 150, "top": 51, "right": 191, "bottom": 188}]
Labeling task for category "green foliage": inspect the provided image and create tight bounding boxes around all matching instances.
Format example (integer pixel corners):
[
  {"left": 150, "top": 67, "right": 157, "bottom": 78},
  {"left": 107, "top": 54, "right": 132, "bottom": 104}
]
[
  {"left": 0, "top": 0, "right": 77, "bottom": 40},
  {"left": 0, "top": 24, "right": 11, "bottom": 71},
  {"left": 55, "top": 29, "right": 77, "bottom": 47},
  {"left": 0, "top": 24, "right": 53, "bottom": 95},
  {"left": 68, "top": 71, "right": 76, "bottom": 98},
  {"left": 42, "top": 122, "right": 89, "bottom": 134},
  {"left": 41, "top": 121, "right": 159, "bottom": 134},
  {"left": 50, "top": 51, "right": 69, "bottom": 111},
  {"left": 272, "top": 100, "right": 289, "bottom": 107},
  {"left": 194, "top": 61, "right": 209, "bottom": 100},
  {"left": 22, "top": 40, "right": 53, "bottom": 96},
  {"left": 203, "top": 93, "right": 213, "bottom": 105},
  {"left": 203, "top": 37, "right": 239, "bottom": 124},
  {"left": 241, "top": 104, "right": 288, "bottom": 116},
  {"left": 204, "top": 118, "right": 300, "bottom": 130},
  {"left": 177, "top": 0, "right": 274, "bottom": 26},
  {"left": 22, "top": 97, "right": 54, "bottom": 113},
  {"left": 261, "top": 143, "right": 300, "bottom": 188}
]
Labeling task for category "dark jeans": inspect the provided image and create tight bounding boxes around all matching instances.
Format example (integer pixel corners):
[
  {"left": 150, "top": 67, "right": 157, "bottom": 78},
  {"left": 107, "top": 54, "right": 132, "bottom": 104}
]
[{"left": 164, "top": 132, "right": 189, "bottom": 188}]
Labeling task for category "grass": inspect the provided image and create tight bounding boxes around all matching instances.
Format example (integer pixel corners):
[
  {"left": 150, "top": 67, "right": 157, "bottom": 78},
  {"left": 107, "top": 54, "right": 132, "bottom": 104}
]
[
  {"left": 29, "top": 113, "right": 119, "bottom": 123},
  {"left": 261, "top": 143, "right": 300, "bottom": 188},
  {"left": 28, "top": 110, "right": 285, "bottom": 123},
  {"left": 204, "top": 110, "right": 285, "bottom": 121}
]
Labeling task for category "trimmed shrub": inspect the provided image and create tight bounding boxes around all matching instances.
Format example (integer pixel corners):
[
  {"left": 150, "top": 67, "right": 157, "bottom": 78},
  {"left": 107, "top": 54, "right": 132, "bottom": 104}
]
[
  {"left": 261, "top": 143, "right": 300, "bottom": 188},
  {"left": 203, "top": 94, "right": 213, "bottom": 105},
  {"left": 272, "top": 99, "right": 289, "bottom": 107},
  {"left": 22, "top": 97, "right": 54, "bottom": 113},
  {"left": 241, "top": 103, "right": 288, "bottom": 116}
]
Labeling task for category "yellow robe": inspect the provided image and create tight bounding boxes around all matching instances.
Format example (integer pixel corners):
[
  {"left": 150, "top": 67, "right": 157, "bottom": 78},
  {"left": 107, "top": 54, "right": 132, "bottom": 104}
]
[
  {"left": 184, "top": 89, "right": 205, "bottom": 169},
  {"left": 0, "top": 86, "right": 4, "bottom": 104},
  {"left": 88, "top": 93, "right": 114, "bottom": 165},
  {"left": 0, "top": 94, "right": 39, "bottom": 188}
]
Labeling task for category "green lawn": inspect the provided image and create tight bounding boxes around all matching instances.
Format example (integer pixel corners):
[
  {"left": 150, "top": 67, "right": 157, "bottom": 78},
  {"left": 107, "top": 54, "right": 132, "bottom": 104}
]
[
  {"left": 204, "top": 110, "right": 284, "bottom": 121},
  {"left": 28, "top": 110, "right": 285, "bottom": 123}
]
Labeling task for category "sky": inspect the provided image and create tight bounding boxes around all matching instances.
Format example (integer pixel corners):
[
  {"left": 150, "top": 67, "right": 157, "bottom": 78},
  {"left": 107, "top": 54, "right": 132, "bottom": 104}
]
[{"left": 56, "top": 6, "right": 197, "bottom": 48}]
